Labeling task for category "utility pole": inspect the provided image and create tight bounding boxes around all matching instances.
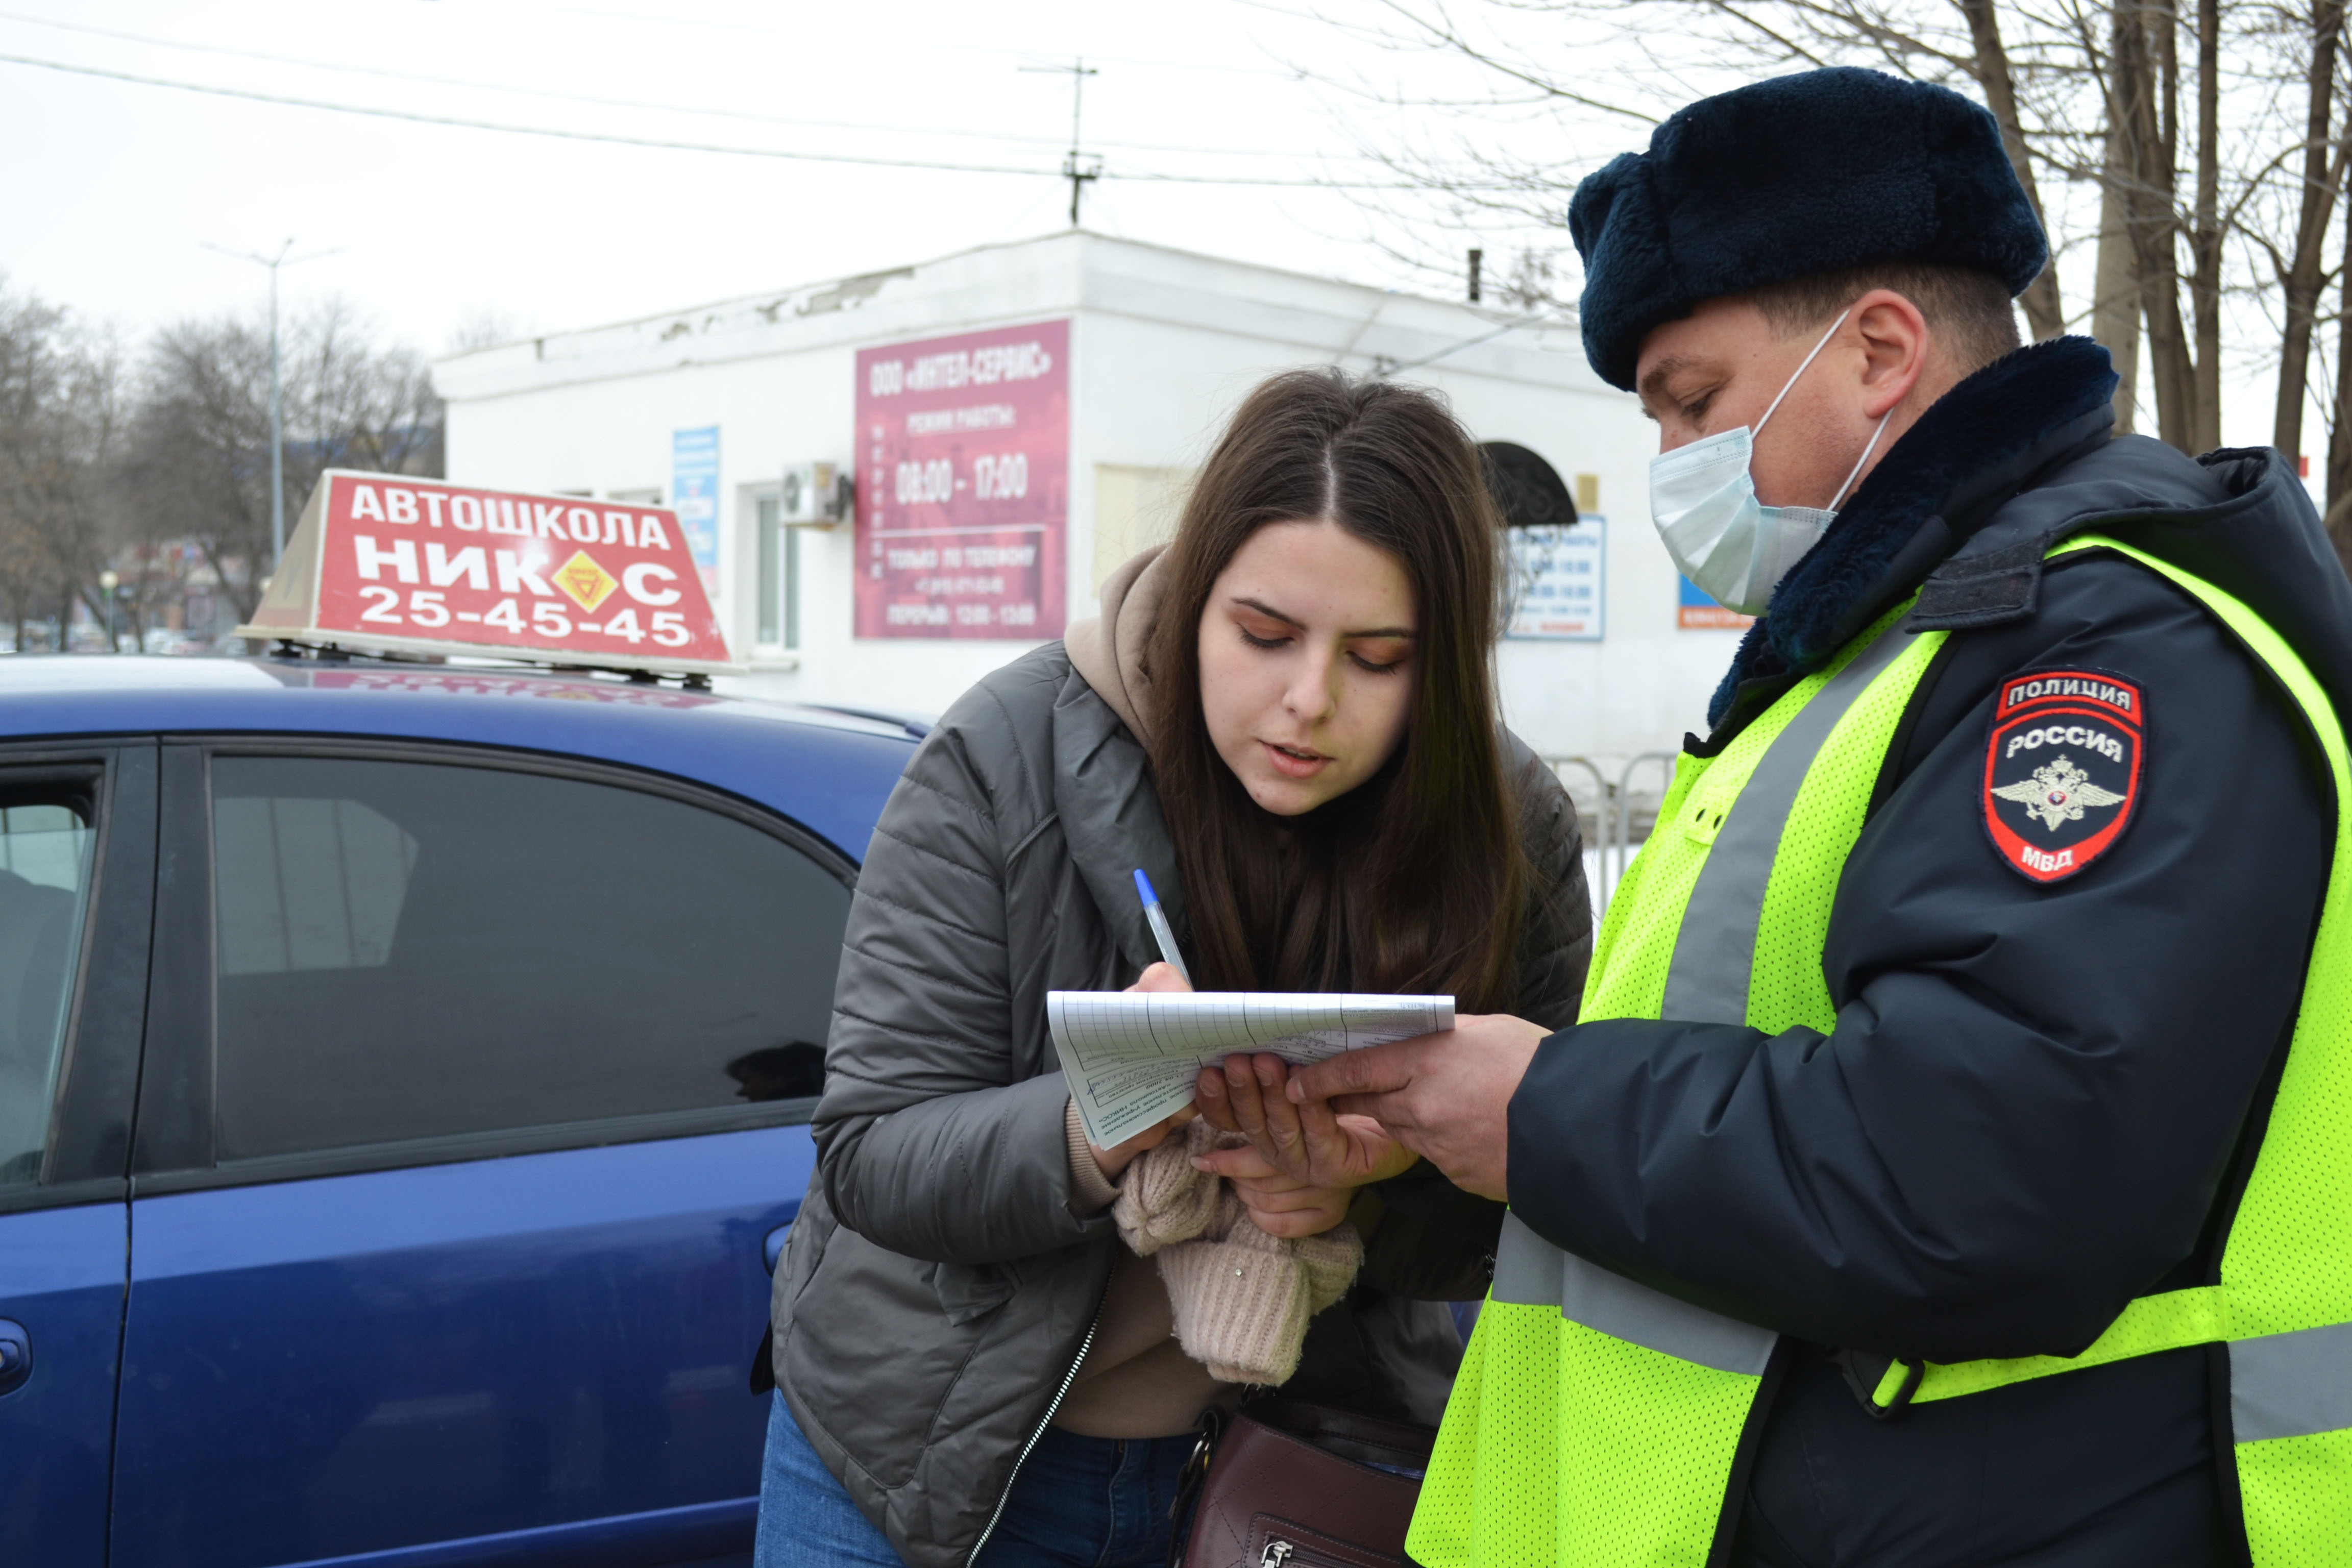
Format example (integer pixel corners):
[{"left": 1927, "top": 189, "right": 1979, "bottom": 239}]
[
  {"left": 199, "top": 239, "right": 339, "bottom": 570},
  {"left": 1021, "top": 57, "right": 1101, "bottom": 227}
]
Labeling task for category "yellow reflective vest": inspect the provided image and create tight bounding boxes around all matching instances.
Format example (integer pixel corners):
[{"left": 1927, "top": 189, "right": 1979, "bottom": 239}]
[{"left": 1409, "top": 537, "right": 2352, "bottom": 1567}]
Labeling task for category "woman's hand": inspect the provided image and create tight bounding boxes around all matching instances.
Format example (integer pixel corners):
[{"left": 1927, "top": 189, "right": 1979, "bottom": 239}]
[
  {"left": 1085, "top": 960, "right": 1200, "bottom": 1180},
  {"left": 1202, "top": 1142, "right": 1355, "bottom": 1238},
  {"left": 1129, "top": 961, "right": 1191, "bottom": 995},
  {"left": 1193, "top": 1052, "right": 1419, "bottom": 1194},
  {"left": 1087, "top": 1104, "right": 1195, "bottom": 1182}
]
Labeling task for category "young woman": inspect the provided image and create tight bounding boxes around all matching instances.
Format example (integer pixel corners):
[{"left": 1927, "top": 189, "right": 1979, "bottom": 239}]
[{"left": 755, "top": 369, "right": 1593, "bottom": 1568}]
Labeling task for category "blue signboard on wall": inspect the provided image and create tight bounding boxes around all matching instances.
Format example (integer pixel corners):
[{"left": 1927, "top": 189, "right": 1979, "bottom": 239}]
[
  {"left": 1677, "top": 571, "right": 1755, "bottom": 629},
  {"left": 672, "top": 426, "right": 721, "bottom": 594},
  {"left": 1505, "top": 518, "right": 1604, "bottom": 641}
]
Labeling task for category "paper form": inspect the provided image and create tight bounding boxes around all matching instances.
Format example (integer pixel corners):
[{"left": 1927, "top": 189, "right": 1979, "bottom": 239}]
[{"left": 1048, "top": 990, "right": 1455, "bottom": 1149}]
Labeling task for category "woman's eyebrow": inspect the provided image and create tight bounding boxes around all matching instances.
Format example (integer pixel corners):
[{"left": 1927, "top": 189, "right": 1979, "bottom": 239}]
[
  {"left": 1234, "top": 596, "right": 1414, "bottom": 640},
  {"left": 1232, "top": 595, "right": 1305, "bottom": 628}
]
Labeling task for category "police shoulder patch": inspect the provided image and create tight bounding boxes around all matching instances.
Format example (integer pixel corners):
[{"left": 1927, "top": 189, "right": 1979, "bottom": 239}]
[{"left": 1981, "top": 667, "right": 2144, "bottom": 884}]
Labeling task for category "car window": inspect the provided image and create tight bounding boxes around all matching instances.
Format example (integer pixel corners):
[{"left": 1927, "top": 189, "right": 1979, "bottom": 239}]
[
  {"left": 210, "top": 755, "right": 849, "bottom": 1162},
  {"left": 0, "top": 800, "right": 97, "bottom": 1187}
]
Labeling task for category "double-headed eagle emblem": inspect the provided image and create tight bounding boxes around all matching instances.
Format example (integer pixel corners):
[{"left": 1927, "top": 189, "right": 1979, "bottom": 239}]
[{"left": 1990, "top": 755, "right": 2128, "bottom": 831}]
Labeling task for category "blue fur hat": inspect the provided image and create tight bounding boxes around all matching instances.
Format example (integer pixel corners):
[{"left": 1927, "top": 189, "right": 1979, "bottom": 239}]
[{"left": 1569, "top": 67, "right": 2049, "bottom": 390}]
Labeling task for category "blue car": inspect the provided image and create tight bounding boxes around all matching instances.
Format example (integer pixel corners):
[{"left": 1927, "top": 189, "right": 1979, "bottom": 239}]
[{"left": 0, "top": 654, "right": 920, "bottom": 1568}]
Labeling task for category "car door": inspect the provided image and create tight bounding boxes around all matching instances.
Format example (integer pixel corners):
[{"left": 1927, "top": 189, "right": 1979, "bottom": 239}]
[
  {"left": 0, "top": 744, "right": 155, "bottom": 1568},
  {"left": 112, "top": 740, "right": 850, "bottom": 1568}
]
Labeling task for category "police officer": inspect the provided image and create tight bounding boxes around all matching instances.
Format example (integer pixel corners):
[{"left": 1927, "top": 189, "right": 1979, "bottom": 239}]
[{"left": 1282, "top": 66, "right": 2352, "bottom": 1566}]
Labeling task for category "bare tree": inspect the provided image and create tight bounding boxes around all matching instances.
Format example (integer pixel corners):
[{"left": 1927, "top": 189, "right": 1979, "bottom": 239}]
[
  {"left": 2325, "top": 165, "right": 2352, "bottom": 558},
  {"left": 1494, "top": 247, "right": 1570, "bottom": 310},
  {"left": 0, "top": 279, "right": 122, "bottom": 650},
  {"left": 2270, "top": 0, "right": 2348, "bottom": 462},
  {"left": 1304, "top": 0, "right": 2348, "bottom": 469},
  {"left": 445, "top": 307, "right": 528, "bottom": 356},
  {"left": 116, "top": 297, "right": 443, "bottom": 623},
  {"left": 1962, "top": 0, "right": 2069, "bottom": 338}
]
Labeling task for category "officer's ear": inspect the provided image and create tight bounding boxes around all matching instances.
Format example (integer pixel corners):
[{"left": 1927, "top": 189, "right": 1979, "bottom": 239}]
[{"left": 1850, "top": 288, "right": 1932, "bottom": 420}]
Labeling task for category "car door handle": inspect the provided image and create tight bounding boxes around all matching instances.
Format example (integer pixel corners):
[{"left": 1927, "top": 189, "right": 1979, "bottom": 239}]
[
  {"left": 763, "top": 1224, "right": 791, "bottom": 1276},
  {"left": 0, "top": 1320, "right": 30, "bottom": 1396}
]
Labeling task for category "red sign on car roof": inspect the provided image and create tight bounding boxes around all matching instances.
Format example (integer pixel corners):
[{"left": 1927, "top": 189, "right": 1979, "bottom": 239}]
[{"left": 238, "top": 472, "right": 739, "bottom": 675}]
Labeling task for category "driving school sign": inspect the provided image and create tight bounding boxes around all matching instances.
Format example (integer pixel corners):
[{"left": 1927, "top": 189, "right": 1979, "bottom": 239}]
[
  {"left": 854, "top": 319, "right": 1069, "bottom": 640},
  {"left": 237, "top": 471, "right": 738, "bottom": 675}
]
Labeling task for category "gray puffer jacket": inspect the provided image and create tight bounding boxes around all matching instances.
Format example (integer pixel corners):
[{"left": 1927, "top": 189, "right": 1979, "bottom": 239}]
[{"left": 769, "top": 642, "right": 1591, "bottom": 1568}]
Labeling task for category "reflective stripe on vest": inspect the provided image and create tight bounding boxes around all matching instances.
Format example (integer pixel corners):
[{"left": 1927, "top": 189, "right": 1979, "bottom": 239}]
[
  {"left": 1409, "top": 602, "right": 1947, "bottom": 1568},
  {"left": 2234, "top": 1320, "right": 2352, "bottom": 1443},
  {"left": 1410, "top": 538, "right": 2352, "bottom": 1567},
  {"left": 1492, "top": 1213, "right": 1777, "bottom": 1377},
  {"left": 1478, "top": 627, "right": 1910, "bottom": 1391},
  {"left": 1660, "top": 619, "right": 1917, "bottom": 1026}
]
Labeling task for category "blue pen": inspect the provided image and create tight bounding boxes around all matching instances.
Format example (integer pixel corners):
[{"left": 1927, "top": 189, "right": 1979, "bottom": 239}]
[{"left": 1132, "top": 868, "right": 1193, "bottom": 986}]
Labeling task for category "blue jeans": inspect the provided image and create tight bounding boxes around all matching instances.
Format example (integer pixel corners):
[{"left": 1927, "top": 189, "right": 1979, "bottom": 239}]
[{"left": 755, "top": 1391, "right": 1201, "bottom": 1568}]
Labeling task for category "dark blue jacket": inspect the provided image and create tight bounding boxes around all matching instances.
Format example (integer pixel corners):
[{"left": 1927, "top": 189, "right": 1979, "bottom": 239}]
[{"left": 1506, "top": 337, "right": 2352, "bottom": 1567}]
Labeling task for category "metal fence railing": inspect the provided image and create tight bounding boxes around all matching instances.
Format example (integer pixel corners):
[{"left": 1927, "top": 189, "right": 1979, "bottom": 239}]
[{"left": 1544, "top": 751, "right": 1679, "bottom": 914}]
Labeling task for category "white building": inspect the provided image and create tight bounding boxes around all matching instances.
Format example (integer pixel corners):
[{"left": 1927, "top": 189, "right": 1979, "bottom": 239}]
[{"left": 432, "top": 231, "right": 1747, "bottom": 779}]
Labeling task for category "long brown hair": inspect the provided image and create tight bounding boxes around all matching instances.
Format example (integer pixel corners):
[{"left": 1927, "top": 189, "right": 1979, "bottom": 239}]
[{"left": 1144, "top": 368, "right": 1525, "bottom": 1011}]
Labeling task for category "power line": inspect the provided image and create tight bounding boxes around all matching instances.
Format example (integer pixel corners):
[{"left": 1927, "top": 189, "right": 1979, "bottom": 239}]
[
  {"left": 0, "top": 8, "right": 1357, "bottom": 163},
  {"left": 0, "top": 50, "right": 1052, "bottom": 176},
  {"left": 0, "top": 49, "right": 1504, "bottom": 189},
  {"left": 469, "top": 0, "right": 1309, "bottom": 80},
  {"left": 1375, "top": 321, "right": 1537, "bottom": 377}
]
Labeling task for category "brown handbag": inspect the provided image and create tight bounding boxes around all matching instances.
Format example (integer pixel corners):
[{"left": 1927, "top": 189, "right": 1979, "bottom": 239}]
[{"left": 1177, "top": 1399, "right": 1436, "bottom": 1568}]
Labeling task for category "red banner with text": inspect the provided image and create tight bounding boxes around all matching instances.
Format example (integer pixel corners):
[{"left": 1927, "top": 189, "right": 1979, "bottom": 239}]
[{"left": 854, "top": 319, "right": 1068, "bottom": 640}]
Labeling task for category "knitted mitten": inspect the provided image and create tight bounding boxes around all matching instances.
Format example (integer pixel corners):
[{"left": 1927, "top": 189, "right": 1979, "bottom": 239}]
[
  {"left": 1112, "top": 1119, "right": 1369, "bottom": 1384},
  {"left": 1111, "top": 1117, "right": 1241, "bottom": 1256},
  {"left": 1295, "top": 1221, "right": 1363, "bottom": 1315},
  {"left": 1157, "top": 1188, "right": 1310, "bottom": 1383},
  {"left": 1157, "top": 1188, "right": 1366, "bottom": 1385}
]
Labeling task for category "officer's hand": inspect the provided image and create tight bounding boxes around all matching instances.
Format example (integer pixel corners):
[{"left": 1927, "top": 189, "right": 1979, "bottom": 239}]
[{"left": 1285, "top": 1014, "right": 1550, "bottom": 1202}]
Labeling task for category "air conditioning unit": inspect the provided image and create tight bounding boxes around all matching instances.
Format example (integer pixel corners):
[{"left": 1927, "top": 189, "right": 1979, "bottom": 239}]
[{"left": 780, "top": 462, "right": 852, "bottom": 526}]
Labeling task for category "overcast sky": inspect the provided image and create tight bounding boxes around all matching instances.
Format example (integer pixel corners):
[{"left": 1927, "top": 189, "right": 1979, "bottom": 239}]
[
  {"left": 0, "top": 0, "right": 2302, "bottom": 456},
  {"left": 0, "top": 0, "right": 1541, "bottom": 351}
]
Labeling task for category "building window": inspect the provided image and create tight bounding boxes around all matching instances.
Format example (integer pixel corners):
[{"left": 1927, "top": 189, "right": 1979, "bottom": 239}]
[{"left": 755, "top": 495, "right": 801, "bottom": 652}]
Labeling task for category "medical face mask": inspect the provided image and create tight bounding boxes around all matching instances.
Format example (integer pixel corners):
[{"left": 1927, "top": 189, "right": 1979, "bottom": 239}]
[{"left": 1647, "top": 310, "right": 1892, "bottom": 616}]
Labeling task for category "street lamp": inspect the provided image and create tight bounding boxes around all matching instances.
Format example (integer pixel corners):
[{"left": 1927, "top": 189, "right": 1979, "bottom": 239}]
[
  {"left": 97, "top": 570, "right": 118, "bottom": 653},
  {"left": 199, "top": 239, "right": 340, "bottom": 570}
]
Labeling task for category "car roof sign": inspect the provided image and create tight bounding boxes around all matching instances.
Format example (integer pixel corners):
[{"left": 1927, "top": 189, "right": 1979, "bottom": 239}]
[{"left": 237, "top": 471, "right": 742, "bottom": 675}]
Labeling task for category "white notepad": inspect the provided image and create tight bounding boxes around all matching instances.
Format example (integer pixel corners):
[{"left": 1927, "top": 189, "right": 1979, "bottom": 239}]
[{"left": 1048, "top": 990, "right": 1455, "bottom": 1149}]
